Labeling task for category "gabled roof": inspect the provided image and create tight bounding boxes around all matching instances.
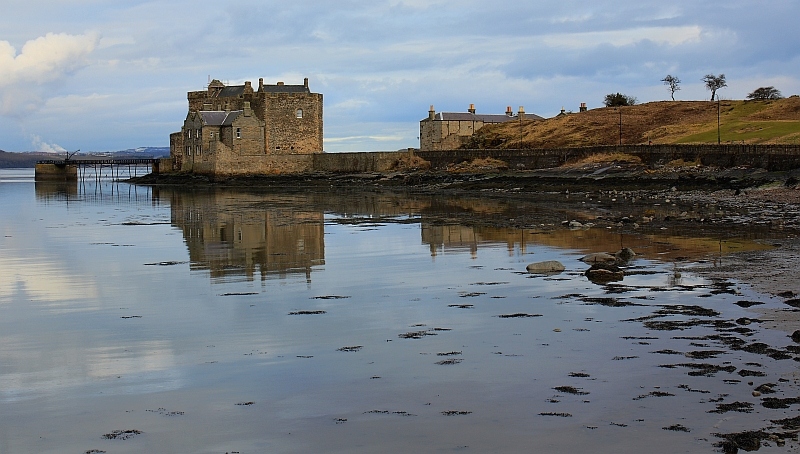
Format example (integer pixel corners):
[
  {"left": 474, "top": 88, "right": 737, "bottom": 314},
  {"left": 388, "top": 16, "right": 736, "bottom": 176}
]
[
  {"left": 261, "top": 84, "right": 310, "bottom": 94},
  {"left": 219, "top": 86, "right": 246, "bottom": 97},
  {"left": 424, "top": 112, "right": 545, "bottom": 122},
  {"left": 199, "top": 111, "right": 242, "bottom": 126},
  {"left": 213, "top": 82, "right": 310, "bottom": 97}
]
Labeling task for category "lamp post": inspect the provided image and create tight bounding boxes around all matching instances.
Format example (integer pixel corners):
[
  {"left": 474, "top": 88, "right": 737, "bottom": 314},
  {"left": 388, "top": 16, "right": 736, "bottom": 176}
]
[{"left": 717, "top": 95, "right": 721, "bottom": 145}]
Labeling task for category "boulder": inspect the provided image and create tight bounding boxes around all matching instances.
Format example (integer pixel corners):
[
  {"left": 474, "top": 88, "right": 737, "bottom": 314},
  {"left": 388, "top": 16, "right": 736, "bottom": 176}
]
[
  {"left": 526, "top": 261, "right": 566, "bottom": 274},
  {"left": 585, "top": 263, "right": 624, "bottom": 283},
  {"left": 615, "top": 247, "right": 636, "bottom": 263},
  {"left": 579, "top": 252, "right": 617, "bottom": 264},
  {"left": 791, "top": 330, "right": 800, "bottom": 343}
]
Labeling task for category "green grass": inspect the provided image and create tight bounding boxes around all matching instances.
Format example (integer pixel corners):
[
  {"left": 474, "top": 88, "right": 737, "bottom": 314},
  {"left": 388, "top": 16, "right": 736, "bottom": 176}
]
[{"left": 676, "top": 120, "right": 800, "bottom": 144}]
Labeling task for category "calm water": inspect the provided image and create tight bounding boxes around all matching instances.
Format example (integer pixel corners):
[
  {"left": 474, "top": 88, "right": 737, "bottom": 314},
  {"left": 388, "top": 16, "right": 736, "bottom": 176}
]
[{"left": 0, "top": 169, "right": 797, "bottom": 453}]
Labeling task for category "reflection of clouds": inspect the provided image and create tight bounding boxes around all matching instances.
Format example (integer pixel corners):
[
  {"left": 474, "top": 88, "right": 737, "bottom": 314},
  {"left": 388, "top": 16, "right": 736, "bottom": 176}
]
[
  {"left": 87, "top": 342, "right": 176, "bottom": 379},
  {"left": 0, "top": 337, "right": 180, "bottom": 402},
  {"left": 0, "top": 255, "right": 98, "bottom": 307}
]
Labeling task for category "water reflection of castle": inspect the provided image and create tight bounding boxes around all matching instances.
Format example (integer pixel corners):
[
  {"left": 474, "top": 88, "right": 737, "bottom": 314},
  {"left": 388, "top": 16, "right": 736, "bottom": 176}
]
[{"left": 167, "top": 191, "right": 324, "bottom": 282}]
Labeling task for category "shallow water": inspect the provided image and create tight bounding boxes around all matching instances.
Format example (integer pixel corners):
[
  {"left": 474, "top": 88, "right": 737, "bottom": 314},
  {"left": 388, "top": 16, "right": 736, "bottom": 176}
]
[{"left": 1, "top": 169, "right": 798, "bottom": 453}]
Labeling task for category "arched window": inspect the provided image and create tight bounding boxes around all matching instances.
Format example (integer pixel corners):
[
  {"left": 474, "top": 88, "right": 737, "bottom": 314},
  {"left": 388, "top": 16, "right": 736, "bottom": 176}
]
[{"left": 295, "top": 109, "right": 303, "bottom": 119}]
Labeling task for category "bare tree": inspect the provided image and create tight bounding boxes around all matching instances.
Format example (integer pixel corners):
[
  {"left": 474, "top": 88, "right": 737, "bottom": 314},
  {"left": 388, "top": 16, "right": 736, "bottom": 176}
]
[
  {"left": 702, "top": 74, "right": 727, "bottom": 101},
  {"left": 746, "top": 86, "right": 783, "bottom": 100},
  {"left": 661, "top": 75, "right": 681, "bottom": 101}
]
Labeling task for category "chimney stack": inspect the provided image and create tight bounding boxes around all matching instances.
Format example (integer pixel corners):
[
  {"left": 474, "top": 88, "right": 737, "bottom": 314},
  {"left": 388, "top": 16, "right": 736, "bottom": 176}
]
[
  {"left": 428, "top": 105, "right": 435, "bottom": 121},
  {"left": 506, "top": 106, "right": 513, "bottom": 116},
  {"left": 580, "top": 102, "right": 587, "bottom": 112},
  {"left": 258, "top": 78, "right": 264, "bottom": 91},
  {"left": 304, "top": 77, "right": 309, "bottom": 88},
  {"left": 468, "top": 103, "right": 476, "bottom": 114},
  {"left": 277, "top": 81, "right": 284, "bottom": 86},
  {"left": 244, "top": 101, "right": 251, "bottom": 117},
  {"left": 518, "top": 106, "right": 525, "bottom": 120}
]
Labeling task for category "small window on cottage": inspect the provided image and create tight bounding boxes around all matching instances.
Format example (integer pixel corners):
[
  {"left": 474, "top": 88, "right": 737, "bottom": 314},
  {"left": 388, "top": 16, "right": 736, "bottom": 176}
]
[
  {"left": 236, "top": 128, "right": 241, "bottom": 139},
  {"left": 295, "top": 109, "right": 303, "bottom": 119}
]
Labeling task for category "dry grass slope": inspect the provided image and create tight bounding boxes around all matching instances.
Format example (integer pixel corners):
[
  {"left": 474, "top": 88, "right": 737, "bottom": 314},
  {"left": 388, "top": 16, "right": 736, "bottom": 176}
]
[{"left": 467, "top": 97, "right": 800, "bottom": 149}]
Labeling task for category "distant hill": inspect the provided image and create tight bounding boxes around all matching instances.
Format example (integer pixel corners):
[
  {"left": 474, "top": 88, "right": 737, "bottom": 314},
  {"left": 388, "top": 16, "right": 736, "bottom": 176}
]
[
  {"left": 466, "top": 97, "right": 800, "bottom": 149},
  {"left": 0, "top": 147, "right": 170, "bottom": 168}
]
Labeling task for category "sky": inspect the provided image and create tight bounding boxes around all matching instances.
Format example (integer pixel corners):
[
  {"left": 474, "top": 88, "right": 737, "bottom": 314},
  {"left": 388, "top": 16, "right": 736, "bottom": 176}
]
[{"left": 0, "top": 0, "right": 798, "bottom": 153}]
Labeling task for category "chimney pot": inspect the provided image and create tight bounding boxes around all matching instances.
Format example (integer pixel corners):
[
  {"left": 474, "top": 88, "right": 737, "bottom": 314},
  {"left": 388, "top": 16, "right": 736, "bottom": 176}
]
[
  {"left": 428, "top": 105, "right": 435, "bottom": 121},
  {"left": 518, "top": 106, "right": 525, "bottom": 120},
  {"left": 468, "top": 103, "right": 476, "bottom": 114}
]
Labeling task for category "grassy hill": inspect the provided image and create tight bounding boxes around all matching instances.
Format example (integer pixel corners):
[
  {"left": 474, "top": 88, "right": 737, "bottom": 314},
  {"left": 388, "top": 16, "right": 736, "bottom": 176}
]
[{"left": 466, "top": 97, "right": 800, "bottom": 149}]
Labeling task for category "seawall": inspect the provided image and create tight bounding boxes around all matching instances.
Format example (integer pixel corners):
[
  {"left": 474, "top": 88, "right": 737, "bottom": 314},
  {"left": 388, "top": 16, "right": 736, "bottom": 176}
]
[{"left": 165, "top": 144, "right": 800, "bottom": 176}]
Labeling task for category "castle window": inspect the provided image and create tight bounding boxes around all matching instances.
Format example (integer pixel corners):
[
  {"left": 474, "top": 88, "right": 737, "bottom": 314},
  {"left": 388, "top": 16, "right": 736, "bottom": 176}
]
[
  {"left": 295, "top": 109, "right": 303, "bottom": 119},
  {"left": 185, "top": 146, "right": 190, "bottom": 156},
  {"left": 196, "top": 129, "right": 201, "bottom": 138},
  {"left": 236, "top": 128, "right": 241, "bottom": 139},
  {"left": 196, "top": 145, "right": 201, "bottom": 155},
  {"left": 187, "top": 130, "right": 191, "bottom": 139}
]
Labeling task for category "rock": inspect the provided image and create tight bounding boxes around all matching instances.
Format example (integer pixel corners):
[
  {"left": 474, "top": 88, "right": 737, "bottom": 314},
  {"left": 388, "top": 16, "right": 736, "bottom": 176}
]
[
  {"left": 615, "top": 247, "right": 636, "bottom": 262},
  {"left": 526, "top": 261, "right": 566, "bottom": 274},
  {"left": 579, "top": 252, "right": 617, "bottom": 264},
  {"left": 568, "top": 220, "right": 584, "bottom": 229},
  {"left": 752, "top": 390, "right": 761, "bottom": 397},
  {"left": 585, "top": 263, "right": 624, "bottom": 283},
  {"left": 791, "top": 330, "right": 800, "bottom": 343}
]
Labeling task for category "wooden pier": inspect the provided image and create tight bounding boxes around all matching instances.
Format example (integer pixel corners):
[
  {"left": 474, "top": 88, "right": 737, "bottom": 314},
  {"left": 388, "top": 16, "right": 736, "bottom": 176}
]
[{"left": 35, "top": 158, "right": 160, "bottom": 181}]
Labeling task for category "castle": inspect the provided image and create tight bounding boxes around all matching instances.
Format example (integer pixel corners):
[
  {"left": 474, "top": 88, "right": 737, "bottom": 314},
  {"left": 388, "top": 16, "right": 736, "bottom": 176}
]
[{"left": 170, "top": 77, "right": 323, "bottom": 175}]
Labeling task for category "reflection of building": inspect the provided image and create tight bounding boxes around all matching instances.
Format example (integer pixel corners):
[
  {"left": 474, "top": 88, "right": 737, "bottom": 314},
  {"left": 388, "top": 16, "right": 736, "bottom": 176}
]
[
  {"left": 168, "top": 191, "right": 324, "bottom": 282},
  {"left": 422, "top": 224, "right": 534, "bottom": 258}
]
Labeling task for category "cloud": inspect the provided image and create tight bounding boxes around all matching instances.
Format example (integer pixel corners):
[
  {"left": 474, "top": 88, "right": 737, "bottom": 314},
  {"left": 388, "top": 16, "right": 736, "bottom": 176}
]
[{"left": 0, "top": 32, "right": 99, "bottom": 116}]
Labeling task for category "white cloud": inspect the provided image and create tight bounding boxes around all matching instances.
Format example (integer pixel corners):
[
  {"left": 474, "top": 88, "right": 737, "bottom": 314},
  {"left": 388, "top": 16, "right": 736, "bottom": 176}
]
[{"left": 0, "top": 32, "right": 99, "bottom": 116}]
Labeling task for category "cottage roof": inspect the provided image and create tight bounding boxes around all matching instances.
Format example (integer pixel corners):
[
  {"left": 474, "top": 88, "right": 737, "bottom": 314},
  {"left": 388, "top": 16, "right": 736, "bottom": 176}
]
[
  {"left": 199, "top": 111, "right": 242, "bottom": 126},
  {"left": 423, "top": 112, "right": 544, "bottom": 122}
]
